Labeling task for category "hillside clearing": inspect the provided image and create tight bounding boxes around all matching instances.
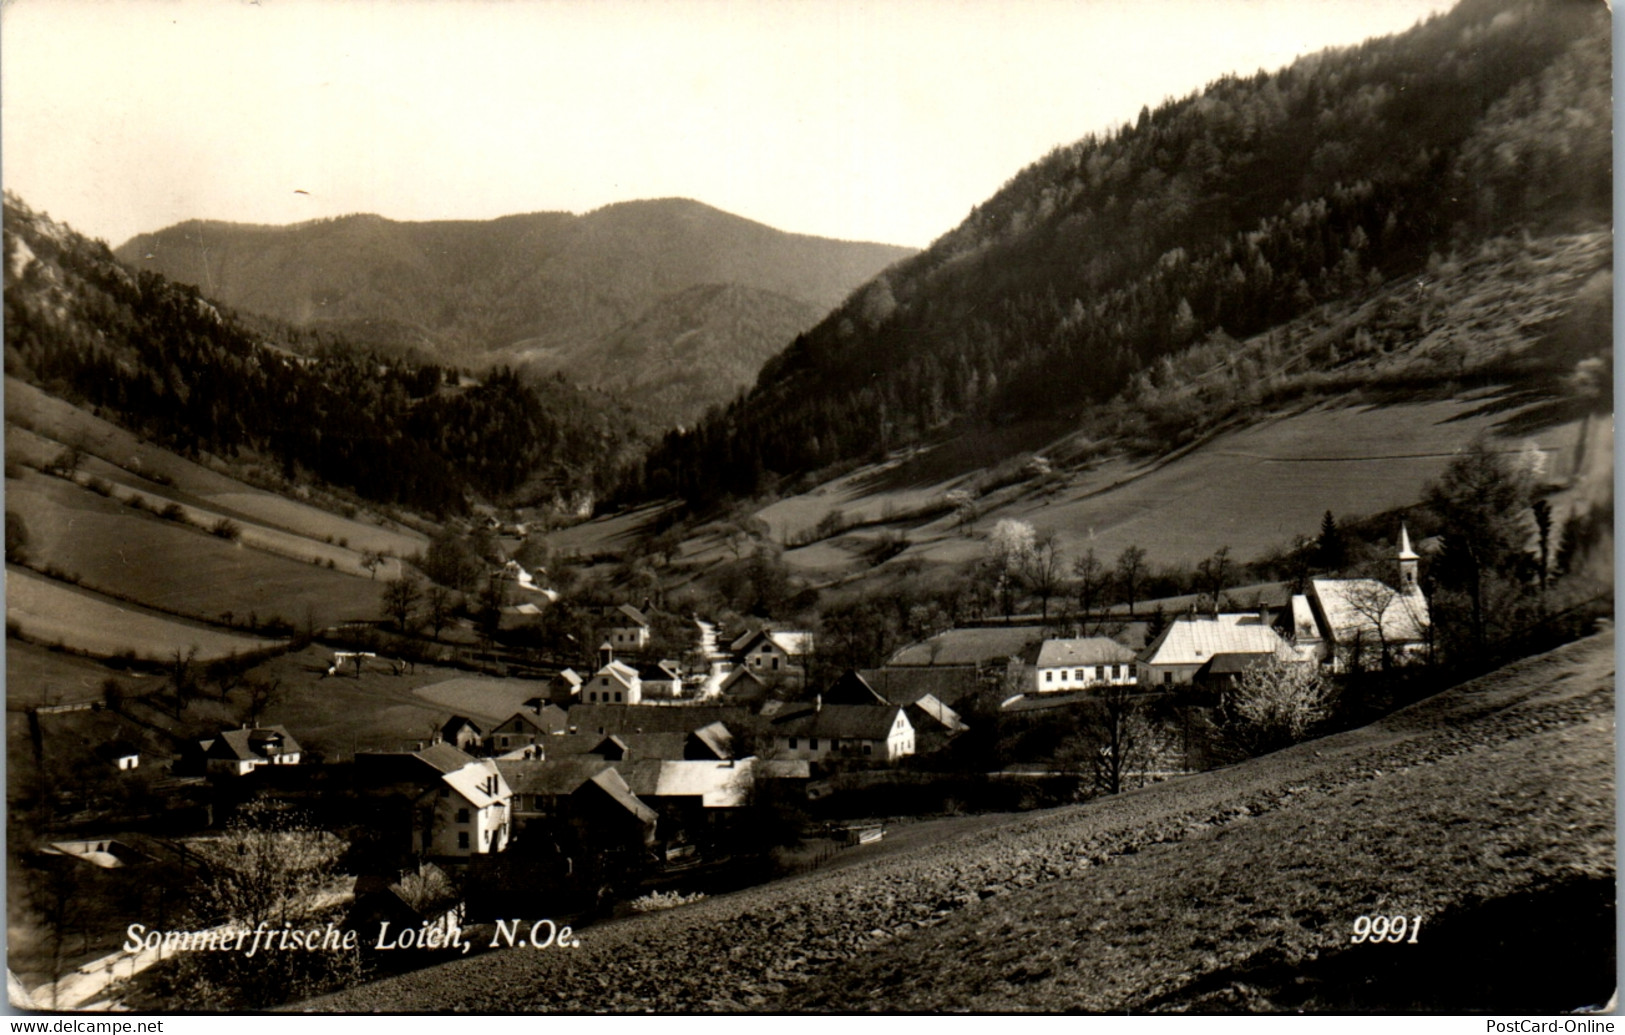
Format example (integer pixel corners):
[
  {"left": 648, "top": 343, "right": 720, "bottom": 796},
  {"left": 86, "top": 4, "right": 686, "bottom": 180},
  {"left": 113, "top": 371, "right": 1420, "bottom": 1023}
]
[
  {"left": 758, "top": 394, "right": 1591, "bottom": 577},
  {"left": 6, "top": 567, "right": 280, "bottom": 663},
  {"left": 5, "top": 377, "right": 427, "bottom": 558},
  {"left": 6, "top": 470, "right": 394, "bottom": 628},
  {"left": 304, "top": 631, "right": 1613, "bottom": 1014}
]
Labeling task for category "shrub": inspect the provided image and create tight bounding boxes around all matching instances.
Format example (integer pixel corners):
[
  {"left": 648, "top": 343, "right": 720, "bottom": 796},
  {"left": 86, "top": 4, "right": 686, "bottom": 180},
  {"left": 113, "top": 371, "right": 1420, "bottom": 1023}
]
[
  {"left": 629, "top": 889, "right": 707, "bottom": 913},
  {"left": 160, "top": 502, "right": 188, "bottom": 523},
  {"left": 210, "top": 518, "right": 243, "bottom": 541},
  {"left": 1219, "top": 653, "right": 1336, "bottom": 757}
]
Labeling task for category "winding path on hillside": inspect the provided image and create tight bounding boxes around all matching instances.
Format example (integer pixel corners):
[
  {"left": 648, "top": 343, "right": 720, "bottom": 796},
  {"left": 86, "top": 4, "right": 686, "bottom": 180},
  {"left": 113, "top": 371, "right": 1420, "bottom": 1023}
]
[{"left": 305, "top": 632, "right": 1614, "bottom": 1013}]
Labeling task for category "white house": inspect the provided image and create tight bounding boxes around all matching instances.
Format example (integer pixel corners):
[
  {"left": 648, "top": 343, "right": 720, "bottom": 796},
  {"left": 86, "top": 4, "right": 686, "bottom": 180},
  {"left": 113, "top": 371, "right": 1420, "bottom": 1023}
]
[
  {"left": 419, "top": 757, "right": 512, "bottom": 857},
  {"left": 583, "top": 644, "right": 642, "bottom": 704},
  {"left": 769, "top": 703, "right": 914, "bottom": 762},
  {"left": 733, "top": 628, "right": 815, "bottom": 679},
  {"left": 200, "top": 725, "right": 303, "bottom": 776},
  {"left": 607, "top": 605, "right": 652, "bottom": 651},
  {"left": 1025, "top": 637, "right": 1138, "bottom": 693}
]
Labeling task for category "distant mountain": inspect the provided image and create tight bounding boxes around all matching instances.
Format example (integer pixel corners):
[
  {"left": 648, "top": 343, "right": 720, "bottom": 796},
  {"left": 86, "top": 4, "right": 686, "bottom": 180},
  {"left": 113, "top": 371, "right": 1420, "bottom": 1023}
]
[
  {"left": 5, "top": 194, "right": 647, "bottom": 517},
  {"left": 115, "top": 199, "right": 914, "bottom": 421},
  {"left": 572, "top": 283, "right": 824, "bottom": 428},
  {"left": 635, "top": 0, "right": 1611, "bottom": 508}
]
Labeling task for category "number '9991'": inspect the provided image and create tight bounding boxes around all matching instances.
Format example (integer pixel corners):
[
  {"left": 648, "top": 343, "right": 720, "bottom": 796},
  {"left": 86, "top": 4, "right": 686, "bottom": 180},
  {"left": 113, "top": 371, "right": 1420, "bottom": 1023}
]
[{"left": 1351, "top": 915, "right": 1422, "bottom": 943}]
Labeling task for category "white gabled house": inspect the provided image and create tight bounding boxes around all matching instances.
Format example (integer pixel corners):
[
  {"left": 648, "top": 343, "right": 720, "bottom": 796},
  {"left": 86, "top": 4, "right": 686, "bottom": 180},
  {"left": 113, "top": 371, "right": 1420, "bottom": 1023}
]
[
  {"left": 607, "top": 604, "right": 652, "bottom": 651},
  {"left": 769, "top": 702, "right": 914, "bottom": 762},
  {"left": 419, "top": 754, "right": 512, "bottom": 858},
  {"left": 733, "top": 628, "right": 815, "bottom": 680},
  {"left": 583, "top": 644, "right": 643, "bottom": 704},
  {"left": 1024, "top": 637, "right": 1138, "bottom": 693}
]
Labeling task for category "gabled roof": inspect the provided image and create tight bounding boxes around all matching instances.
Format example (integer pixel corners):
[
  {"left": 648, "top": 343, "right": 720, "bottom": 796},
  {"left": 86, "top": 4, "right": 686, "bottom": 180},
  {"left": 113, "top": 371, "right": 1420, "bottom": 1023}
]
[
  {"left": 493, "top": 708, "right": 567, "bottom": 735},
  {"left": 555, "top": 669, "right": 583, "bottom": 688},
  {"left": 615, "top": 604, "right": 650, "bottom": 628},
  {"left": 440, "top": 715, "right": 483, "bottom": 738},
  {"left": 591, "top": 659, "right": 640, "bottom": 690},
  {"left": 586, "top": 768, "right": 658, "bottom": 825},
  {"left": 409, "top": 741, "right": 477, "bottom": 775},
  {"left": 636, "top": 661, "right": 681, "bottom": 682},
  {"left": 687, "top": 721, "right": 734, "bottom": 760},
  {"left": 735, "top": 628, "right": 813, "bottom": 657},
  {"left": 1309, "top": 578, "right": 1430, "bottom": 645},
  {"left": 1029, "top": 637, "right": 1137, "bottom": 668},
  {"left": 857, "top": 667, "right": 979, "bottom": 707},
  {"left": 497, "top": 758, "right": 613, "bottom": 797},
  {"left": 905, "top": 694, "right": 967, "bottom": 733},
  {"left": 204, "top": 725, "right": 303, "bottom": 761},
  {"left": 1139, "top": 615, "right": 1287, "bottom": 668},
  {"left": 821, "top": 670, "right": 891, "bottom": 706},
  {"left": 441, "top": 758, "right": 509, "bottom": 809},
  {"left": 771, "top": 705, "right": 907, "bottom": 741}
]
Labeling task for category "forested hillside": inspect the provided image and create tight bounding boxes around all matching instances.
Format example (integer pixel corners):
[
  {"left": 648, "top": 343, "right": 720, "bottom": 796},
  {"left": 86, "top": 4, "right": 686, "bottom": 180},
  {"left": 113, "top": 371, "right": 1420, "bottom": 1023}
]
[
  {"left": 3, "top": 195, "right": 644, "bottom": 517},
  {"left": 636, "top": 0, "right": 1609, "bottom": 508},
  {"left": 114, "top": 199, "right": 914, "bottom": 420}
]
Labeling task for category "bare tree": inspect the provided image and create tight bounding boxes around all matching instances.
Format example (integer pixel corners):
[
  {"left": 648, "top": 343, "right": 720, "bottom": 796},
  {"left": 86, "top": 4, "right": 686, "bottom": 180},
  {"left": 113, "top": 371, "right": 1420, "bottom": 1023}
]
[
  {"left": 1023, "top": 532, "right": 1066, "bottom": 623},
  {"left": 1114, "top": 545, "right": 1147, "bottom": 617},
  {"left": 1084, "top": 683, "right": 1160, "bottom": 796},
  {"left": 1071, "top": 548, "right": 1106, "bottom": 634},
  {"left": 425, "top": 584, "right": 456, "bottom": 641},
  {"left": 381, "top": 575, "right": 423, "bottom": 633},
  {"left": 1195, "top": 545, "right": 1232, "bottom": 617}
]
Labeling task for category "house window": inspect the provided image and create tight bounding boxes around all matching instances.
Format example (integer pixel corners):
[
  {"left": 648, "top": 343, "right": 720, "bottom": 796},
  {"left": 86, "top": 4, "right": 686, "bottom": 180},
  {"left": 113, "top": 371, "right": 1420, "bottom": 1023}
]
[
  {"left": 810, "top": 738, "right": 819, "bottom": 750},
  {"left": 614, "top": 692, "right": 622, "bottom": 702},
  {"left": 440, "top": 787, "right": 450, "bottom": 798},
  {"left": 863, "top": 744, "right": 872, "bottom": 756},
  {"left": 1045, "top": 671, "right": 1053, "bottom": 683},
  {"left": 458, "top": 832, "right": 469, "bottom": 850},
  {"left": 1163, "top": 671, "right": 1173, "bottom": 685},
  {"left": 456, "top": 808, "right": 469, "bottom": 824},
  {"left": 789, "top": 737, "right": 798, "bottom": 749},
  {"left": 771, "top": 657, "right": 780, "bottom": 670}
]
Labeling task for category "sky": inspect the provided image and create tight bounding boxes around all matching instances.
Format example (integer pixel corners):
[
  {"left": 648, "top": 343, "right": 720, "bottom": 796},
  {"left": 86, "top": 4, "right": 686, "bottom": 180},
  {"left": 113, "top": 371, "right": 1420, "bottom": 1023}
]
[{"left": 3, "top": 0, "right": 1458, "bottom": 251}]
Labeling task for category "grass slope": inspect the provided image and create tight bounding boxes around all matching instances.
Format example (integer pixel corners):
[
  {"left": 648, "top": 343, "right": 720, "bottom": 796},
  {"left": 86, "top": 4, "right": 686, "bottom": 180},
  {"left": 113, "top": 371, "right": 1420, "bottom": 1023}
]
[
  {"left": 303, "top": 631, "right": 1614, "bottom": 1013},
  {"left": 6, "top": 470, "right": 393, "bottom": 629},
  {"left": 7, "top": 567, "right": 279, "bottom": 663},
  {"left": 6, "top": 377, "right": 427, "bottom": 559}
]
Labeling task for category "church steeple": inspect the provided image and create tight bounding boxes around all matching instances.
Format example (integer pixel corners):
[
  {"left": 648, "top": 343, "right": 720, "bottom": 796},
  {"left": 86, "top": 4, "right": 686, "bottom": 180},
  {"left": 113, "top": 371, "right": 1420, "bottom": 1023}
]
[{"left": 1397, "top": 524, "right": 1419, "bottom": 593}]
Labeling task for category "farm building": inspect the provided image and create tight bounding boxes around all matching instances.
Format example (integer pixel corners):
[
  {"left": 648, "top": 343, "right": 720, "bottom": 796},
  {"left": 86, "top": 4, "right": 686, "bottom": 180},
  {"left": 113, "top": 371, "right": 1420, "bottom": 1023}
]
[
  {"left": 198, "top": 725, "right": 303, "bottom": 776},
  {"left": 768, "top": 702, "right": 915, "bottom": 762},
  {"left": 486, "top": 707, "right": 567, "bottom": 755},
  {"left": 1023, "top": 637, "right": 1138, "bottom": 693},
  {"left": 1137, "top": 615, "right": 1292, "bottom": 687}
]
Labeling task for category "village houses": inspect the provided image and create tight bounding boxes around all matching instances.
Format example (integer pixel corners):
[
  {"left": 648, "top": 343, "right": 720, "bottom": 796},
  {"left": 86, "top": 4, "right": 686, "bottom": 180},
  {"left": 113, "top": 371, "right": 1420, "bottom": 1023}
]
[{"left": 1023, "top": 636, "right": 1139, "bottom": 693}]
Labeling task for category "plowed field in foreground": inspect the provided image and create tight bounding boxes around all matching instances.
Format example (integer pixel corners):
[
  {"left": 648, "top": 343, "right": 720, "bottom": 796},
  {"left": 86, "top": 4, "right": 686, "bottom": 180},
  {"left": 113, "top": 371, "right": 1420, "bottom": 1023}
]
[{"left": 307, "top": 632, "right": 1614, "bottom": 1014}]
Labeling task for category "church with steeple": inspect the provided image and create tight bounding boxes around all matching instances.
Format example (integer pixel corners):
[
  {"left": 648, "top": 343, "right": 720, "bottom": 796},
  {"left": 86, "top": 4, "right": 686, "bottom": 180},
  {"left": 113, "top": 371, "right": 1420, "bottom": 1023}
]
[{"left": 1290, "top": 525, "right": 1431, "bottom": 672}]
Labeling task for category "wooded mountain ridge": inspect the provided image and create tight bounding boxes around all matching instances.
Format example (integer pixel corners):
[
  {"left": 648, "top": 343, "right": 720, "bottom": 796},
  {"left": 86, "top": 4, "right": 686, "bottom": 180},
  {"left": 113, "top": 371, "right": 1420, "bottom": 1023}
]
[
  {"left": 114, "top": 199, "right": 914, "bottom": 425},
  {"left": 633, "top": 0, "right": 1610, "bottom": 509},
  {"left": 4, "top": 194, "right": 644, "bottom": 517}
]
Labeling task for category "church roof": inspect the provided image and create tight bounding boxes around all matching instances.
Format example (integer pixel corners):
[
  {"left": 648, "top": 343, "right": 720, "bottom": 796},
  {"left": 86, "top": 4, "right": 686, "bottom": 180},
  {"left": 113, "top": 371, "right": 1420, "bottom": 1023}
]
[{"left": 1309, "top": 578, "right": 1430, "bottom": 645}]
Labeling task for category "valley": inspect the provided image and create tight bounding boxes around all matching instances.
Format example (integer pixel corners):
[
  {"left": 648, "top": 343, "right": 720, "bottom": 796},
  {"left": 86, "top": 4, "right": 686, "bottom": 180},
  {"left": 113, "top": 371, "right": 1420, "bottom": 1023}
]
[{"left": 4, "top": 0, "right": 1612, "bottom": 1015}]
